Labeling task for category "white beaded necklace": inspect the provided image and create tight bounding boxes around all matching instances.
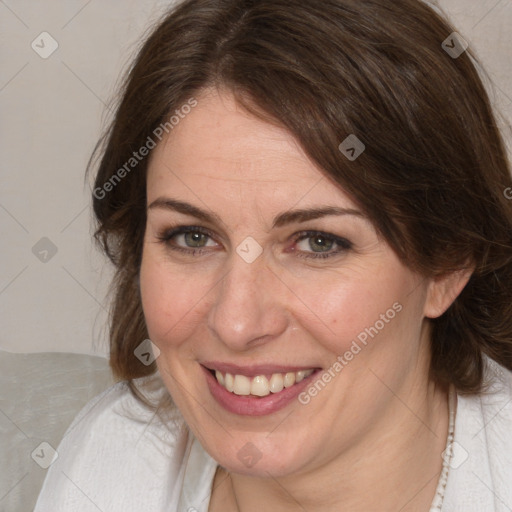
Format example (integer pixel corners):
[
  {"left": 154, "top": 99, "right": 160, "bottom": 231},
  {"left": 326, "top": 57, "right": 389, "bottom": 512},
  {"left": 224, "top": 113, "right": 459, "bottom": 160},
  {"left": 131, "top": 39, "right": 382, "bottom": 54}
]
[{"left": 429, "top": 384, "right": 457, "bottom": 511}]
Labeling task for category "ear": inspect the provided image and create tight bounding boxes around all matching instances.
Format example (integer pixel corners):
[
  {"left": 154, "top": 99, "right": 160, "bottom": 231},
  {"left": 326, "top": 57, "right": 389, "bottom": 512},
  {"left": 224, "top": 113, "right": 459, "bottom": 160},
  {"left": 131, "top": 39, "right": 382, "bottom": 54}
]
[{"left": 424, "top": 267, "right": 473, "bottom": 319}]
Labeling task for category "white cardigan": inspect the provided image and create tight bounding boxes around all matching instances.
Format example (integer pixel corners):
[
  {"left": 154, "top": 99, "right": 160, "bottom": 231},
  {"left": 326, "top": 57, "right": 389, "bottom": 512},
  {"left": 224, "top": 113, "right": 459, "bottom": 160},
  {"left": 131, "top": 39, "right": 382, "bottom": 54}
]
[{"left": 34, "top": 358, "right": 512, "bottom": 512}]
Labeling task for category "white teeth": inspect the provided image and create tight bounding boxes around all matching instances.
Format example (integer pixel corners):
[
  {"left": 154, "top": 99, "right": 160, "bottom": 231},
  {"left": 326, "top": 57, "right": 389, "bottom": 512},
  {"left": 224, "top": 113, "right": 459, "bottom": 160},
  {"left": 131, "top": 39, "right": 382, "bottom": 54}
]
[
  {"left": 269, "top": 373, "right": 284, "bottom": 393},
  {"left": 215, "top": 369, "right": 314, "bottom": 397},
  {"left": 296, "top": 370, "right": 307, "bottom": 383},
  {"left": 233, "top": 375, "right": 251, "bottom": 395},
  {"left": 251, "top": 376, "right": 270, "bottom": 397},
  {"left": 225, "top": 373, "right": 234, "bottom": 392},
  {"left": 284, "top": 372, "right": 296, "bottom": 388}
]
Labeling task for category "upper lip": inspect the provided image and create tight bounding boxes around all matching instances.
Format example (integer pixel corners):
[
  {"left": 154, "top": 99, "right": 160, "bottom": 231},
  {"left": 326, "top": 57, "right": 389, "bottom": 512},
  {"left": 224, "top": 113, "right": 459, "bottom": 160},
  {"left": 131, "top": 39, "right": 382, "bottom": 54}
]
[{"left": 201, "top": 361, "right": 320, "bottom": 377}]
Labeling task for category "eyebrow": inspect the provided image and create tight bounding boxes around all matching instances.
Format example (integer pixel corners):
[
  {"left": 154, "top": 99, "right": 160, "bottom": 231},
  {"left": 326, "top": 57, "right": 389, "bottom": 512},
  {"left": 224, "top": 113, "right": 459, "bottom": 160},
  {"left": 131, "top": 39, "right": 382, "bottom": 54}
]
[{"left": 147, "top": 197, "right": 365, "bottom": 229}]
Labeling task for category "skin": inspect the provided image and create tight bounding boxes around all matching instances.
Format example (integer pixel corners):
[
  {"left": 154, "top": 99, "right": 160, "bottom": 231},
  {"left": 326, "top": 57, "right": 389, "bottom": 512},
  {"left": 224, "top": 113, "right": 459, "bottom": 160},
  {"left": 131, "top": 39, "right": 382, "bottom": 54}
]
[{"left": 139, "top": 87, "right": 471, "bottom": 511}]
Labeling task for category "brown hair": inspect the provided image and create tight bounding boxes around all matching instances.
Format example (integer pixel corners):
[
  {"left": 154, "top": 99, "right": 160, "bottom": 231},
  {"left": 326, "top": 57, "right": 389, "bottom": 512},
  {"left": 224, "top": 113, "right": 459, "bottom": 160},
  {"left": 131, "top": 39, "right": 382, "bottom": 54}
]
[{"left": 89, "top": 0, "right": 512, "bottom": 397}]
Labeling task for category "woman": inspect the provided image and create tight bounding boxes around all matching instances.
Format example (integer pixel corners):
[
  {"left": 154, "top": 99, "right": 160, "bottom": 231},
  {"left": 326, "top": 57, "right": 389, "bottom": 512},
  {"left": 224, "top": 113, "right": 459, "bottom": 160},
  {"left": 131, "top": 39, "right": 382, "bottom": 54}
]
[{"left": 35, "top": 0, "right": 512, "bottom": 510}]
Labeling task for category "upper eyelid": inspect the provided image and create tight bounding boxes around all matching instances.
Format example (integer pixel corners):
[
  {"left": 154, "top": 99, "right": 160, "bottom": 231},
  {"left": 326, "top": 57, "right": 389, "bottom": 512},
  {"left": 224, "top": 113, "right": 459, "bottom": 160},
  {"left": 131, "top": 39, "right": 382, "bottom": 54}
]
[
  {"left": 158, "top": 225, "right": 345, "bottom": 238},
  {"left": 294, "top": 231, "right": 353, "bottom": 251},
  {"left": 158, "top": 225, "right": 217, "bottom": 241}
]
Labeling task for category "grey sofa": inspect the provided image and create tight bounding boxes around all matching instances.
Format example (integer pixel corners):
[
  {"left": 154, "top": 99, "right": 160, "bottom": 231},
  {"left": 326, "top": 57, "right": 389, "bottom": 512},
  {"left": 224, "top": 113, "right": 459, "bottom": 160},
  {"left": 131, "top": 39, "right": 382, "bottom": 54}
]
[{"left": 0, "top": 350, "right": 114, "bottom": 512}]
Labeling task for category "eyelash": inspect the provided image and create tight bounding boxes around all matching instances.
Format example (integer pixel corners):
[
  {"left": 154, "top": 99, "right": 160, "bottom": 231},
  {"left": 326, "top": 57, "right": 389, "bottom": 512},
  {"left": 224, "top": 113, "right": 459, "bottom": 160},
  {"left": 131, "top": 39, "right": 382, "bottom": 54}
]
[
  {"left": 294, "top": 231, "right": 352, "bottom": 259},
  {"left": 155, "top": 225, "right": 353, "bottom": 259}
]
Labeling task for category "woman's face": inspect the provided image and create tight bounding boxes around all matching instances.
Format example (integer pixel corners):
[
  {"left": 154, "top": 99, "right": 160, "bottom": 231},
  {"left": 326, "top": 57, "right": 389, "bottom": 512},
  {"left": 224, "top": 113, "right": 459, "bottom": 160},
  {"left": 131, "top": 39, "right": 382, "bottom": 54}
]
[{"left": 140, "top": 87, "right": 434, "bottom": 477}]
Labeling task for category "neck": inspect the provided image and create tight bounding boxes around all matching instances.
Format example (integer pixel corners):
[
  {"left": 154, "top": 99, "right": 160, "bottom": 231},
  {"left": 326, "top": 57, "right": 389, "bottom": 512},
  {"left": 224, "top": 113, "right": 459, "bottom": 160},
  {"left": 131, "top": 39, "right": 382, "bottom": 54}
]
[{"left": 211, "top": 377, "right": 449, "bottom": 512}]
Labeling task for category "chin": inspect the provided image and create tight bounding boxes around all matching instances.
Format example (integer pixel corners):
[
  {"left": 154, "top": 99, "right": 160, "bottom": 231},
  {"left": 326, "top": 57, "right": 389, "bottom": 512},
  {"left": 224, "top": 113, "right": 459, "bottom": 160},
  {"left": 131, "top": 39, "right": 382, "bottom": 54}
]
[{"left": 205, "top": 430, "right": 316, "bottom": 479}]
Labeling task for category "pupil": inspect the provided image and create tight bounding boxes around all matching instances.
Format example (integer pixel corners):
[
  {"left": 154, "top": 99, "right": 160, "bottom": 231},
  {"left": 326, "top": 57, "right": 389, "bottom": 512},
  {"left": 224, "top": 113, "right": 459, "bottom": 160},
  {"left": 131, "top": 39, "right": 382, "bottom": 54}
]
[
  {"left": 186, "top": 232, "right": 206, "bottom": 247},
  {"left": 311, "top": 235, "right": 333, "bottom": 252}
]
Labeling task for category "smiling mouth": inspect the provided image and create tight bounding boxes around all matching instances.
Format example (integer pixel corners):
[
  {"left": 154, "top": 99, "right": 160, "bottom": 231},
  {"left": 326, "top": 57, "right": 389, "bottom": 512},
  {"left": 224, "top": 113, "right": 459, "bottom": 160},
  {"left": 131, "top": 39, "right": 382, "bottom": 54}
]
[{"left": 209, "top": 368, "right": 316, "bottom": 397}]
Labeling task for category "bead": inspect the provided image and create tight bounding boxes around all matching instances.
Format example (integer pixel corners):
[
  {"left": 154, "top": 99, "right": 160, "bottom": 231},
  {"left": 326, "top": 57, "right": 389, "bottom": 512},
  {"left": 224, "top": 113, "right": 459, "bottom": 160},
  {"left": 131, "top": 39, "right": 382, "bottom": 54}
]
[{"left": 429, "top": 384, "right": 457, "bottom": 512}]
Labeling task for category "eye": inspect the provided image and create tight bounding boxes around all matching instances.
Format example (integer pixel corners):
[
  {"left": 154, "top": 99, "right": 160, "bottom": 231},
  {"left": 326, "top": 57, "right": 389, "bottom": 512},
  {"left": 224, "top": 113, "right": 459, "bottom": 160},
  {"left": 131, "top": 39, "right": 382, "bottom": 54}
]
[
  {"left": 156, "top": 225, "right": 352, "bottom": 260},
  {"left": 156, "top": 225, "right": 218, "bottom": 254},
  {"left": 293, "top": 231, "right": 352, "bottom": 259},
  {"left": 179, "top": 231, "right": 211, "bottom": 248}
]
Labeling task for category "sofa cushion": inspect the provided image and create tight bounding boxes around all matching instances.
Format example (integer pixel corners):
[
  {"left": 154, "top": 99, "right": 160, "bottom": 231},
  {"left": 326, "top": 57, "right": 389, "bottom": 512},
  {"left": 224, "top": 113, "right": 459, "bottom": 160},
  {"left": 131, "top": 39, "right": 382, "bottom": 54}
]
[{"left": 0, "top": 350, "right": 114, "bottom": 512}]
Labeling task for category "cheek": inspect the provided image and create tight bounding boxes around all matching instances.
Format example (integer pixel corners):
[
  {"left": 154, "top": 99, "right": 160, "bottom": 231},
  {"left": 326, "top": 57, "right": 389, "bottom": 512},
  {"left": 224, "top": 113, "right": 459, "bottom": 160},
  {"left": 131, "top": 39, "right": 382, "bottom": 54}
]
[
  {"left": 139, "top": 249, "right": 211, "bottom": 346},
  {"left": 292, "top": 266, "right": 419, "bottom": 357},
  {"left": 140, "top": 238, "right": 425, "bottom": 364}
]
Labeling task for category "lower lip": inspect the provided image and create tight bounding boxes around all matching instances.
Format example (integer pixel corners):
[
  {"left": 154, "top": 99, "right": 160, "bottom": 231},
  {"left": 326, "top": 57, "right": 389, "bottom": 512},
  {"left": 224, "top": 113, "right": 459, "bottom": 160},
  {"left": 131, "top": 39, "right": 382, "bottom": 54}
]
[{"left": 202, "top": 366, "right": 320, "bottom": 416}]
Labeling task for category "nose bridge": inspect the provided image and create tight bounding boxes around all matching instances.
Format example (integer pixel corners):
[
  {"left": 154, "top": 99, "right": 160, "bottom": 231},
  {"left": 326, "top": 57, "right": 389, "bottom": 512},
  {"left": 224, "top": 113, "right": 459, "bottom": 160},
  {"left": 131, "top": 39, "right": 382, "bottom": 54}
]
[{"left": 207, "top": 252, "right": 286, "bottom": 349}]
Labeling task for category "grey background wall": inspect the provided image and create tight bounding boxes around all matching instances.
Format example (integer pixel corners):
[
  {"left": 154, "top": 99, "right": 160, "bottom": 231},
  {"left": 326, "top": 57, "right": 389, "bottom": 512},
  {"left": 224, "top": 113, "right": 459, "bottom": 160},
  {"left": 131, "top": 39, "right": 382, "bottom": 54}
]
[{"left": 1, "top": 0, "right": 511, "bottom": 356}]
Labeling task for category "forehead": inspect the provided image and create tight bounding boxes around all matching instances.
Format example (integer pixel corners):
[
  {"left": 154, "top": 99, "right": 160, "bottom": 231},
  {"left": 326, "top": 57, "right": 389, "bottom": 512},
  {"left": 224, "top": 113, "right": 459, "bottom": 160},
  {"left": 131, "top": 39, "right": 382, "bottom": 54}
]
[{"left": 146, "top": 88, "right": 357, "bottom": 211}]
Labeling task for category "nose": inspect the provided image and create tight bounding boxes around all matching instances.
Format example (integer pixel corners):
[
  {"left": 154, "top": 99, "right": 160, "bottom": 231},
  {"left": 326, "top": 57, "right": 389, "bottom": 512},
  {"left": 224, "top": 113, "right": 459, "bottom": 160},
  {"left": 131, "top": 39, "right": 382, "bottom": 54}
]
[{"left": 207, "top": 252, "right": 288, "bottom": 351}]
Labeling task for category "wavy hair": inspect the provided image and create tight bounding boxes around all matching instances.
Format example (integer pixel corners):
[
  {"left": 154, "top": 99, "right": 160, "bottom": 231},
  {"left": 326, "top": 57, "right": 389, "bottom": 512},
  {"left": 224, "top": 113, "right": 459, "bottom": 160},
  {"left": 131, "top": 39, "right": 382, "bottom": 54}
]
[{"left": 88, "top": 0, "right": 512, "bottom": 399}]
